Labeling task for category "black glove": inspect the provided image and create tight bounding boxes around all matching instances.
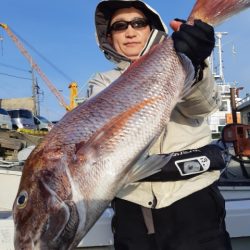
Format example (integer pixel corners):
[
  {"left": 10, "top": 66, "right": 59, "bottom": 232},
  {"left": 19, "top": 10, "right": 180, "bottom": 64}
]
[{"left": 172, "top": 19, "right": 215, "bottom": 68}]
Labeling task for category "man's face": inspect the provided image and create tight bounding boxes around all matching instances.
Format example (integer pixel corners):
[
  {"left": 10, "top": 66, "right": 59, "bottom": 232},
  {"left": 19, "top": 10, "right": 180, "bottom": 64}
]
[{"left": 109, "top": 7, "right": 151, "bottom": 61}]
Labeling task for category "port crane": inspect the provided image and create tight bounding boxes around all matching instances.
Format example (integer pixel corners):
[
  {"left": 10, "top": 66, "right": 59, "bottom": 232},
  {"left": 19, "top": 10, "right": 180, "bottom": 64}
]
[{"left": 0, "top": 23, "right": 78, "bottom": 111}]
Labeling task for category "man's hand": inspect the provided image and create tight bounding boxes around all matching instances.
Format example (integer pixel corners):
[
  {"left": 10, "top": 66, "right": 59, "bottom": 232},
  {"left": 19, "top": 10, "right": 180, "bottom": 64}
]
[{"left": 171, "top": 19, "right": 215, "bottom": 68}]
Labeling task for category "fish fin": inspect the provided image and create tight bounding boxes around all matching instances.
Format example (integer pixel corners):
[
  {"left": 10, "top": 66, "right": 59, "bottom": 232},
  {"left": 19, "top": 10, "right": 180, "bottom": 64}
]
[
  {"left": 178, "top": 53, "right": 195, "bottom": 100},
  {"left": 125, "top": 154, "right": 172, "bottom": 184},
  {"left": 188, "top": 0, "right": 250, "bottom": 26}
]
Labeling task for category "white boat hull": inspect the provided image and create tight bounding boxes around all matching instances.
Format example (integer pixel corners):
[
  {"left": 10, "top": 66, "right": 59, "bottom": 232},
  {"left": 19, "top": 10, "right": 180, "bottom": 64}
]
[
  {"left": 0, "top": 170, "right": 21, "bottom": 212},
  {"left": 0, "top": 167, "right": 250, "bottom": 249}
]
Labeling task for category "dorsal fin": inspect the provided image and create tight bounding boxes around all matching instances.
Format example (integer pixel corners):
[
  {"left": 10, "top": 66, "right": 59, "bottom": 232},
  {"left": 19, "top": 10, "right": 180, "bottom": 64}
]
[{"left": 188, "top": 0, "right": 250, "bottom": 26}]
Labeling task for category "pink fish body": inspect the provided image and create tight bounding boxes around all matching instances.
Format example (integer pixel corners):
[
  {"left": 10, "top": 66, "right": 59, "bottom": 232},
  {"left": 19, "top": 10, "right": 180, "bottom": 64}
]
[{"left": 13, "top": 0, "right": 250, "bottom": 249}]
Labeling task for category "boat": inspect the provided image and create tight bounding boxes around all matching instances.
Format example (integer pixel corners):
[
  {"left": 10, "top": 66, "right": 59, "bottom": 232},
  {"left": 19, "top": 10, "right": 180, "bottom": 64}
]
[
  {"left": 0, "top": 31, "right": 249, "bottom": 250},
  {"left": 219, "top": 157, "right": 250, "bottom": 249},
  {"left": 1, "top": 148, "right": 250, "bottom": 250}
]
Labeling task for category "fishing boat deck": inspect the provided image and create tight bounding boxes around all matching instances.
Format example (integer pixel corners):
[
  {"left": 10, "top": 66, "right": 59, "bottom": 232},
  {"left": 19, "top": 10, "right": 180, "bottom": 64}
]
[{"left": 0, "top": 153, "right": 250, "bottom": 250}]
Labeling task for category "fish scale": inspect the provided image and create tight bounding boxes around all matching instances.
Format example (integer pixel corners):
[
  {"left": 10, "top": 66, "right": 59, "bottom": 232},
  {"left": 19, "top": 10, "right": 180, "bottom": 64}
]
[{"left": 13, "top": 0, "right": 250, "bottom": 249}]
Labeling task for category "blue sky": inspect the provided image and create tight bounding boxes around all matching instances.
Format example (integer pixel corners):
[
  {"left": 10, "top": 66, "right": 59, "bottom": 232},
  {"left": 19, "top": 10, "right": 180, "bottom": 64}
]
[{"left": 1, "top": 0, "right": 250, "bottom": 121}]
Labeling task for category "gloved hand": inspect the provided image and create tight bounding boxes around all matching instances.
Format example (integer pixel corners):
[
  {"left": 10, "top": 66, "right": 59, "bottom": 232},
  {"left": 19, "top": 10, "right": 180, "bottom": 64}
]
[{"left": 172, "top": 19, "right": 215, "bottom": 68}]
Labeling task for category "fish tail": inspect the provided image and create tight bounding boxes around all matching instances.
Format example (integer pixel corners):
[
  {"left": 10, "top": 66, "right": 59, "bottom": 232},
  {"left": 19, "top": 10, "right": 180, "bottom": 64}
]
[{"left": 188, "top": 0, "right": 250, "bottom": 26}]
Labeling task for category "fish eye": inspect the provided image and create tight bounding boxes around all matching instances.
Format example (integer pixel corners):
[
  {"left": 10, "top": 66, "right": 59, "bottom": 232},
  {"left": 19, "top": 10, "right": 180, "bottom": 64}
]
[{"left": 16, "top": 191, "right": 28, "bottom": 209}]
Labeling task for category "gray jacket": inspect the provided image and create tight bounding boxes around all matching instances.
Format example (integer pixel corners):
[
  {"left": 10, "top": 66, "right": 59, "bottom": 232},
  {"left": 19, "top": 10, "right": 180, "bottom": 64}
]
[{"left": 87, "top": 58, "right": 221, "bottom": 209}]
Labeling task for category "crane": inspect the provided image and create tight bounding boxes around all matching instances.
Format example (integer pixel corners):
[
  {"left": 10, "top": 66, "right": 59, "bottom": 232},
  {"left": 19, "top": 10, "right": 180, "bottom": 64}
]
[{"left": 0, "top": 23, "right": 78, "bottom": 111}]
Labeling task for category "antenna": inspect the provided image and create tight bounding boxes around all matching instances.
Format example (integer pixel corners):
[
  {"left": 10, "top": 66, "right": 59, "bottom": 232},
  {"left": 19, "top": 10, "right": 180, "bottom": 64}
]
[{"left": 0, "top": 33, "right": 3, "bottom": 56}]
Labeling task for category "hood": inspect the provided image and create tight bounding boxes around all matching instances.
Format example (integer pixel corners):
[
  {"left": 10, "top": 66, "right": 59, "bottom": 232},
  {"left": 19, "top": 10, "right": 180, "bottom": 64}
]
[{"left": 95, "top": 0, "right": 168, "bottom": 64}]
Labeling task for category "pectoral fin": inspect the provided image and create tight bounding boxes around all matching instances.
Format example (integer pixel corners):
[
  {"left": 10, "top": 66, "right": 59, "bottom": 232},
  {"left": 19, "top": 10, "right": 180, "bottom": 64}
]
[{"left": 125, "top": 154, "right": 172, "bottom": 184}]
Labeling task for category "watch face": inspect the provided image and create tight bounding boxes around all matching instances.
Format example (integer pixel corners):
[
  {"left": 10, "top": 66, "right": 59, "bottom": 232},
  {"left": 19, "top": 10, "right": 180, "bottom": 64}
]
[{"left": 175, "top": 156, "right": 210, "bottom": 176}]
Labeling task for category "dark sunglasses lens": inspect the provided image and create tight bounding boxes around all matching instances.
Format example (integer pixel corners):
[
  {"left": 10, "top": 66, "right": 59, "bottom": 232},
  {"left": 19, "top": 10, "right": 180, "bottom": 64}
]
[
  {"left": 131, "top": 19, "right": 148, "bottom": 28},
  {"left": 110, "top": 19, "right": 148, "bottom": 32},
  {"left": 111, "top": 21, "right": 128, "bottom": 31}
]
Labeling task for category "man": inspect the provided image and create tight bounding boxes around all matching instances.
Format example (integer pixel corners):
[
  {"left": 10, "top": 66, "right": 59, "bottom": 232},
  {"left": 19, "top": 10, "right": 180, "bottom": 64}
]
[{"left": 87, "top": 1, "right": 232, "bottom": 249}]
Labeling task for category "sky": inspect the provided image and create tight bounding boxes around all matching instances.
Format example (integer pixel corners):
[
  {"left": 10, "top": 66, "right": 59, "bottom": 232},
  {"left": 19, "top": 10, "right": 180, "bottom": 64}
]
[{"left": 1, "top": 0, "right": 250, "bottom": 121}]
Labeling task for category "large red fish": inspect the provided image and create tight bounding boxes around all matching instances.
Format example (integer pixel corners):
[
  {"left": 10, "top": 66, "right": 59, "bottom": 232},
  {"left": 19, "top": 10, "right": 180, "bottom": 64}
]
[{"left": 13, "top": 0, "right": 250, "bottom": 249}]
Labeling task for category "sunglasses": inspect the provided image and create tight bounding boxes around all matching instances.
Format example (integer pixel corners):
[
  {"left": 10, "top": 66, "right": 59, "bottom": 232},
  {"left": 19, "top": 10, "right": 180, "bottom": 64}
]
[{"left": 109, "top": 18, "right": 149, "bottom": 32}]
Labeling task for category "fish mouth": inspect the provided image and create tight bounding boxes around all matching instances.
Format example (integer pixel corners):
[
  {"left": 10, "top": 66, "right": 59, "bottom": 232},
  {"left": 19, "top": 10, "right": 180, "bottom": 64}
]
[{"left": 40, "top": 200, "right": 79, "bottom": 249}]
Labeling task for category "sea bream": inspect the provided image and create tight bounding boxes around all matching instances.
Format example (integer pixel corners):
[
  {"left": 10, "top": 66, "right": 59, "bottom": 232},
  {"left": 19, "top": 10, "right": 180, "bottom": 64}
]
[{"left": 13, "top": 0, "right": 250, "bottom": 249}]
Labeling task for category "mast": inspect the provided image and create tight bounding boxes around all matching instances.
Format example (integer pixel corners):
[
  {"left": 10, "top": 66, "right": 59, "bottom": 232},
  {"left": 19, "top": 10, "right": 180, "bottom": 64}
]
[{"left": 211, "top": 32, "right": 228, "bottom": 84}]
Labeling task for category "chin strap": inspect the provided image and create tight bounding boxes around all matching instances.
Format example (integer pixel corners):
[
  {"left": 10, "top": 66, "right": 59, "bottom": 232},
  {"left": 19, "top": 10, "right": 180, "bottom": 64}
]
[
  {"left": 141, "top": 206, "right": 156, "bottom": 234},
  {"left": 140, "top": 29, "right": 167, "bottom": 56}
]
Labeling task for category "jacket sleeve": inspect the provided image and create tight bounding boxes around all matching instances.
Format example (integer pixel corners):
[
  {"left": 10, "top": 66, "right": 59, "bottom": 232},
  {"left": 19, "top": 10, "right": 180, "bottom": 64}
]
[
  {"left": 176, "top": 65, "right": 221, "bottom": 119},
  {"left": 87, "top": 69, "right": 124, "bottom": 98},
  {"left": 87, "top": 72, "right": 111, "bottom": 98}
]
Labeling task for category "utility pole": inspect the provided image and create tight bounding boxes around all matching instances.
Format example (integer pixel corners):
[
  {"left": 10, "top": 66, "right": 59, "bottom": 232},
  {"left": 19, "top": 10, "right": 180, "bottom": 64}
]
[
  {"left": 31, "top": 67, "right": 36, "bottom": 115},
  {"left": 31, "top": 67, "right": 40, "bottom": 116},
  {"left": 35, "top": 78, "right": 41, "bottom": 116}
]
